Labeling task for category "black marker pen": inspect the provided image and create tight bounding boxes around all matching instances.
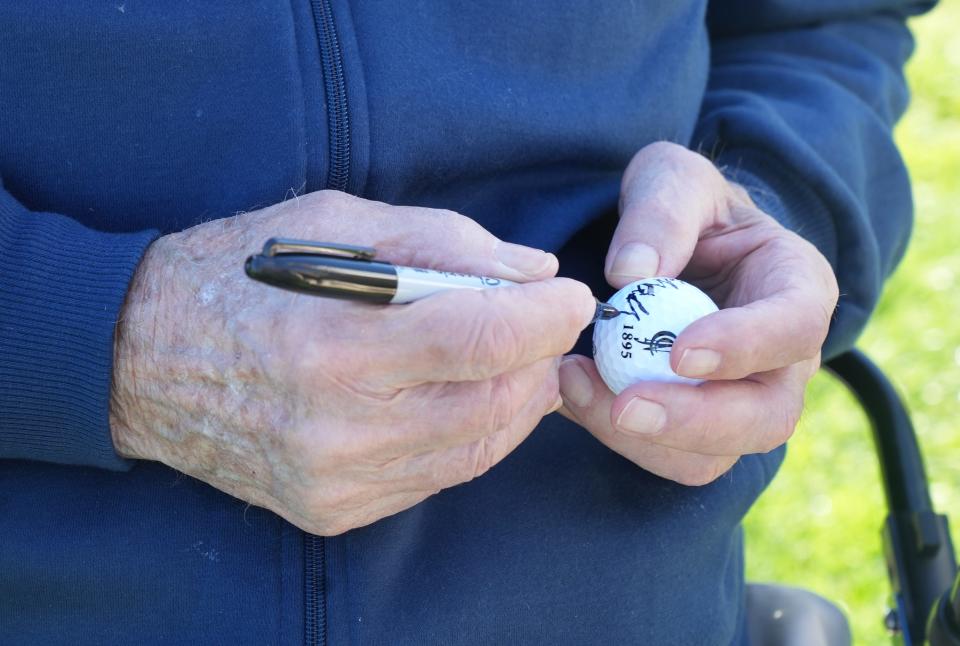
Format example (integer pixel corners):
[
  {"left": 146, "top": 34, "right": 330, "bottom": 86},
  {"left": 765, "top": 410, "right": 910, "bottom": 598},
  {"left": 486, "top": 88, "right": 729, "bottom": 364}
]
[{"left": 245, "top": 238, "right": 620, "bottom": 321}]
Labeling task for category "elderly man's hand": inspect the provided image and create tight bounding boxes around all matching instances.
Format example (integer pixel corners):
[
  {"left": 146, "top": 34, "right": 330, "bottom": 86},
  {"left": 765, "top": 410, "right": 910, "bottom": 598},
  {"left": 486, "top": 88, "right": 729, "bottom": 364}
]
[
  {"left": 109, "top": 190, "right": 596, "bottom": 535},
  {"left": 559, "top": 142, "right": 839, "bottom": 486}
]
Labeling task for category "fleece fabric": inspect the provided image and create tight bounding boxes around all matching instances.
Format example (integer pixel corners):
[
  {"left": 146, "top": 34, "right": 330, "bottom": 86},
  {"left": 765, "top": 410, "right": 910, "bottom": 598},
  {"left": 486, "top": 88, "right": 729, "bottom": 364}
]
[{"left": 0, "top": 1, "right": 932, "bottom": 643}]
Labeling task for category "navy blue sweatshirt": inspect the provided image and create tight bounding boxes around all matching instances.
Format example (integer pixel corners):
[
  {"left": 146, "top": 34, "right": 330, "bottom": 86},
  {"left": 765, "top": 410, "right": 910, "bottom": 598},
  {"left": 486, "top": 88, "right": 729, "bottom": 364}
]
[{"left": 0, "top": 1, "right": 932, "bottom": 643}]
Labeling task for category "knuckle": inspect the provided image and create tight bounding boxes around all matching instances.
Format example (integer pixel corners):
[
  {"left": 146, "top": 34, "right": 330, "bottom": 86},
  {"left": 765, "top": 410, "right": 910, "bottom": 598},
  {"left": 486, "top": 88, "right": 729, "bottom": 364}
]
[
  {"left": 438, "top": 437, "right": 500, "bottom": 489},
  {"left": 766, "top": 400, "right": 802, "bottom": 450},
  {"left": 807, "top": 354, "right": 822, "bottom": 381},
  {"left": 727, "top": 181, "right": 754, "bottom": 206},
  {"left": 424, "top": 459, "right": 461, "bottom": 491},
  {"left": 465, "top": 435, "right": 503, "bottom": 481},
  {"left": 308, "top": 188, "right": 353, "bottom": 212},
  {"left": 310, "top": 518, "right": 351, "bottom": 537},
  {"left": 817, "top": 258, "right": 840, "bottom": 305},
  {"left": 644, "top": 140, "right": 686, "bottom": 161},
  {"left": 462, "top": 305, "right": 522, "bottom": 377},
  {"left": 482, "top": 373, "right": 520, "bottom": 436},
  {"left": 786, "top": 395, "right": 804, "bottom": 435},
  {"left": 423, "top": 208, "right": 486, "bottom": 248},
  {"left": 679, "top": 391, "right": 713, "bottom": 446},
  {"left": 692, "top": 420, "right": 715, "bottom": 454},
  {"left": 784, "top": 232, "right": 840, "bottom": 330},
  {"left": 645, "top": 141, "right": 717, "bottom": 181},
  {"left": 805, "top": 290, "right": 837, "bottom": 348},
  {"left": 440, "top": 379, "right": 515, "bottom": 441},
  {"left": 674, "top": 458, "right": 733, "bottom": 487},
  {"left": 301, "top": 479, "right": 385, "bottom": 536},
  {"left": 539, "top": 366, "right": 561, "bottom": 413},
  {"left": 302, "top": 491, "right": 340, "bottom": 529},
  {"left": 815, "top": 292, "right": 838, "bottom": 343},
  {"left": 436, "top": 208, "right": 474, "bottom": 229}
]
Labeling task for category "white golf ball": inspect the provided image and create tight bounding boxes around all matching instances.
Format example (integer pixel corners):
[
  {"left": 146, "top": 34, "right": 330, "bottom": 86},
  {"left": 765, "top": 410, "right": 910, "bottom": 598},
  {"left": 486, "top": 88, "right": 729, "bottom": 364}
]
[{"left": 592, "top": 277, "right": 718, "bottom": 394}]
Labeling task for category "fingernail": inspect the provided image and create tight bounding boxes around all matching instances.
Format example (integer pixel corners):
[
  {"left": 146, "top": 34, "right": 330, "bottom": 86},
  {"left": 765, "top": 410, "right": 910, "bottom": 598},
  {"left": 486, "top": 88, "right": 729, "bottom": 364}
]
[
  {"left": 676, "top": 348, "right": 722, "bottom": 377},
  {"left": 609, "top": 243, "right": 659, "bottom": 281},
  {"left": 559, "top": 358, "right": 594, "bottom": 408},
  {"left": 616, "top": 398, "right": 667, "bottom": 435},
  {"left": 495, "top": 242, "right": 556, "bottom": 278}
]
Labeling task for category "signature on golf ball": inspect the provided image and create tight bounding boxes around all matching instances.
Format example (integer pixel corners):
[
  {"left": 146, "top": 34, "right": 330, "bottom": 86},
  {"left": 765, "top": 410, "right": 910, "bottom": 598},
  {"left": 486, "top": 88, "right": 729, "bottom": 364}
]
[{"left": 592, "top": 278, "right": 718, "bottom": 394}]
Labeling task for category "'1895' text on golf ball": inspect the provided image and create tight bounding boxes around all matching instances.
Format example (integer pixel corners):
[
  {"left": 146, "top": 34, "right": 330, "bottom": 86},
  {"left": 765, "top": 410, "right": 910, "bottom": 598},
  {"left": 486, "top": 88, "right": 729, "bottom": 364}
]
[{"left": 592, "top": 278, "right": 718, "bottom": 394}]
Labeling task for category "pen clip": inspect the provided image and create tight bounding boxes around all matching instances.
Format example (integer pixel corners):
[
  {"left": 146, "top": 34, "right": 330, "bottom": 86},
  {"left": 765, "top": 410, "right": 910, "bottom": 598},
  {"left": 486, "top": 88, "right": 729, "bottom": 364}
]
[{"left": 261, "top": 238, "right": 378, "bottom": 261}]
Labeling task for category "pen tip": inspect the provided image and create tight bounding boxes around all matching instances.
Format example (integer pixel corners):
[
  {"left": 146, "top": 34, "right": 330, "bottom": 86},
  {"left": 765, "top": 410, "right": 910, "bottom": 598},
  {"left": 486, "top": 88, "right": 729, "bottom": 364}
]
[{"left": 594, "top": 300, "right": 620, "bottom": 321}]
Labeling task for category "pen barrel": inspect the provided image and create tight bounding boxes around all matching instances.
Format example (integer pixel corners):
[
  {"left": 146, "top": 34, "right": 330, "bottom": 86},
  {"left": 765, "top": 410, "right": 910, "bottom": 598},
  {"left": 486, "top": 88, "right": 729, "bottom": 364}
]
[
  {"left": 245, "top": 255, "right": 398, "bottom": 302},
  {"left": 392, "top": 266, "right": 515, "bottom": 303}
]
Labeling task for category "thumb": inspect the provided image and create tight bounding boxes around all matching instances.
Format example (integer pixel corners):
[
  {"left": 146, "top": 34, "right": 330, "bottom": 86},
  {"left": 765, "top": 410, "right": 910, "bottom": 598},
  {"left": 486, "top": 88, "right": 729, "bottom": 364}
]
[{"left": 605, "top": 142, "right": 728, "bottom": 288}]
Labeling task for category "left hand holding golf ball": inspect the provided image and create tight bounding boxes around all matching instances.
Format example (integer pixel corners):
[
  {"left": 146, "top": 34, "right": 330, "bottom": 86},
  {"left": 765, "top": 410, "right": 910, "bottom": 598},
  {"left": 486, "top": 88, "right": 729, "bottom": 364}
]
[{"left": 558, "top": 142, "right": 839, "bottom": 486}]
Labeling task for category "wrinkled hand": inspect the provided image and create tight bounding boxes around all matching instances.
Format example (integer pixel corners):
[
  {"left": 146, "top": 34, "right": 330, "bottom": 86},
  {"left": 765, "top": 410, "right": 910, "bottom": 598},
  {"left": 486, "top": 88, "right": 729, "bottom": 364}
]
[
  {"left": 110, "top": 190, "right": 596, "bottom": 535},
  {"left": 559, "top": 142, "right": 838, "bottom": 485}
]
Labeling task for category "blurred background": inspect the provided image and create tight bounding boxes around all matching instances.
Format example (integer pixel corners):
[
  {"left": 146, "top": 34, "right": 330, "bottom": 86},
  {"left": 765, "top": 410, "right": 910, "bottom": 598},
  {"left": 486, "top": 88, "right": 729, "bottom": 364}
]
[{"left": 744, "top": 2, "right": 960, "bottom": 644}]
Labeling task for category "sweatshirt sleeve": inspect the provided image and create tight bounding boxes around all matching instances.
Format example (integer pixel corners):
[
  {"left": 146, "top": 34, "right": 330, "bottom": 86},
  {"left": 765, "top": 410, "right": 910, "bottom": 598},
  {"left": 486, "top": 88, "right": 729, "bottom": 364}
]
[
  {"left": 694, "top": 0, "right": 936, "bottom": 357},
  {"left": 0, "top": 179, "right": 158, "bottom": 470}
]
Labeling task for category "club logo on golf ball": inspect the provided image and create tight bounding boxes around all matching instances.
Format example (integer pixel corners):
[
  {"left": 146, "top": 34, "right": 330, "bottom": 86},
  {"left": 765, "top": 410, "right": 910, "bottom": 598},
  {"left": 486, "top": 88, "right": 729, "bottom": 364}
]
[{"left": 593, "top": 278, "right": 718, "bottom": 394}]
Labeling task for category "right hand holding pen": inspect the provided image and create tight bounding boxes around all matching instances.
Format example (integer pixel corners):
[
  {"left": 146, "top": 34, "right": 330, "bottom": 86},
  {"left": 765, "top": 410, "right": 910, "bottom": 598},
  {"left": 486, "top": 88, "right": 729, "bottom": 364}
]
[{"left": 109, "top": 190, "right": 596, "bottom": 535}]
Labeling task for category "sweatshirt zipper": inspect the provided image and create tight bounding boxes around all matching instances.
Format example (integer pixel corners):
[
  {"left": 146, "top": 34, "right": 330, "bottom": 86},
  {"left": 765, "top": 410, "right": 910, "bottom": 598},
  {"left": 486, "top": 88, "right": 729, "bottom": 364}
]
[
  {"left": 305, "top": 2, "right": 349, "bottom": 644},
  {"left": 312, "top": 0, "right": 351, "bottom": 192},
  {"left": 304, "top": 534, "right": 326, "bottom": 646}
]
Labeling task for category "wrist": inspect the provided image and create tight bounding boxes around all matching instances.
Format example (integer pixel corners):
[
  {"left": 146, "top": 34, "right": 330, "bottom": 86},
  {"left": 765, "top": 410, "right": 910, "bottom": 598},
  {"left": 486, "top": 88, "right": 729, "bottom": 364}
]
[
  {"left": 108, "top": 236, "right": 172, "bottom": 461},
  {"left": 714, "top": 149, "right": 837, "bottom": 266}
]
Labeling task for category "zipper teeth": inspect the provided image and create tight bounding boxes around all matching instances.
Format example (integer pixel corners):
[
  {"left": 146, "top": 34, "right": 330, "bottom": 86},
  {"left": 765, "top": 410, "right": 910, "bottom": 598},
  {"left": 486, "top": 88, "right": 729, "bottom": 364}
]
[
  {"left": 312, "top": 0, "right": 351, "bottom": 192},
  {"left": 304, "top": 535, "right": 326, "bottom": 646},
  {"left": 305, "top": 3, "right": 343, "bottom": 643}
]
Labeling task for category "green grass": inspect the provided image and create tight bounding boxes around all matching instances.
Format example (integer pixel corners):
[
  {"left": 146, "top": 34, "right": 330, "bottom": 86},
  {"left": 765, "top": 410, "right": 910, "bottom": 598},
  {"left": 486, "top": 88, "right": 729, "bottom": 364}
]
[{"left": 744, "top": 4, "right": 960, "bottom": 644}]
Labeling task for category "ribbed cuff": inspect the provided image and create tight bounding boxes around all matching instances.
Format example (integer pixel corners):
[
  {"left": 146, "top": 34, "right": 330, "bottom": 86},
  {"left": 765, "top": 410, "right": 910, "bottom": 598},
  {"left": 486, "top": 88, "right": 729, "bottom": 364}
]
[
  {"left": 0, "top": 190, "right": 159, "bottom": 470},
  {"left": 715, "top": 148, "right": 839, "bottom": 270},
  {"left": 714, "top": 148, "right": 852, "bottom": 358}
]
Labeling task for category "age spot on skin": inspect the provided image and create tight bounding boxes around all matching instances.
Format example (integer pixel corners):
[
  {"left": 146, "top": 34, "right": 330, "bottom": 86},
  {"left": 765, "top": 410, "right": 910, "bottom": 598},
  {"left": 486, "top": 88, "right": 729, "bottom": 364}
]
[{"left": 198, "top": 283, "right": 217, "bottom": 306}]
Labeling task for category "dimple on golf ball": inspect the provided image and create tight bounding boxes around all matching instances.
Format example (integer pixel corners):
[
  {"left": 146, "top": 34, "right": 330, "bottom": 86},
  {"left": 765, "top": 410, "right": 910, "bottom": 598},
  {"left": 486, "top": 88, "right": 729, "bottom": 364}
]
[{"left": 593, "top": 277, "right": 718, "bottom": 394}]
